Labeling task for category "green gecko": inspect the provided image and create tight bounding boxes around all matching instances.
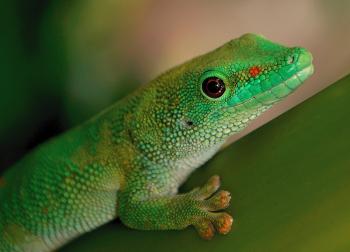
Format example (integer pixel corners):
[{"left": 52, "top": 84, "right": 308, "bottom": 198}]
[{"left": 0, "top": 33, "right": 314, "bottom": 251}]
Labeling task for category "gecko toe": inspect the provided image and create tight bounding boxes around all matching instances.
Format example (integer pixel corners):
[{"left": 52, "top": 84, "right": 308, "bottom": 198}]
[
  {"left": 193, "top": 175, "right": 221, "bottom": 200},
  {"left": 211, "top": 212, "right": 233, "bottom": 235},
  {"left": 194, "top": 219, "right": 215, "bottom": 240},
  {"left": 205, "top": 190, "right": 231, "bottom": 211}
]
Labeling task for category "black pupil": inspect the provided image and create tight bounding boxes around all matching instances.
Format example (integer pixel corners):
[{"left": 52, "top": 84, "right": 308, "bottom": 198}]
[{"left": 202, "top": 77, "right": 225, "bottom": 98}]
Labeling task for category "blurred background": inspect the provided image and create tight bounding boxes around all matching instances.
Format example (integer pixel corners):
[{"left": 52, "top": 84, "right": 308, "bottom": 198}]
[{"left": 1, "top": 0, "right": 350, "bottom": 172}]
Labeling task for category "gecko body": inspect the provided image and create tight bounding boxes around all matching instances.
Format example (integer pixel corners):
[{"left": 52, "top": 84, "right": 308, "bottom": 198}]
[{"left": 0, "top": 34, "right": 314, "bottom": 251}]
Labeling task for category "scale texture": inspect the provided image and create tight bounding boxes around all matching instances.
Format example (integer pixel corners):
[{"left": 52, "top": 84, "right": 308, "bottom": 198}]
[{"left": 0, "top": 34, "right": 313, "bottom": 251}]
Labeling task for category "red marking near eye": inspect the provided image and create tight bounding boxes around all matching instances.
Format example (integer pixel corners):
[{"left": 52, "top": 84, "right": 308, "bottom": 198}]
[{"left": 249, "top": 66, "right": 261, "bottom": 77}]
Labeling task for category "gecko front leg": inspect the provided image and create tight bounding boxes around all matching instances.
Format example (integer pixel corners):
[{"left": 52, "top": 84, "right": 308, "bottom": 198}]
[{"left": 118, "top": 175, "right": 233, "bottom": 239}]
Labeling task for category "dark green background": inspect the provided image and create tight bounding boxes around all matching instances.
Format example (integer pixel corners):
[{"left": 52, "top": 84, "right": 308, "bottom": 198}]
[{"left": 0, "top": 0, "right": 68, "bottom": 169}]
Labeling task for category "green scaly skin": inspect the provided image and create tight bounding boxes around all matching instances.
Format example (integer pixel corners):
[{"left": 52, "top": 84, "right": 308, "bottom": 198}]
[{"left": 0, "top": 34, "right": 314, "bottom": 251}]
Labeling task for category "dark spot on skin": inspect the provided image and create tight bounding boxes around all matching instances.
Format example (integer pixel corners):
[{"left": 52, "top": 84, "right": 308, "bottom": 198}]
[
  {"left": 186, "top": 120, "right": 194, "bottom": 127},
  {"left": 179, "top": 118, "right": 195, "bottom": 129},
  {"left": 127, "top": 128, "right": 135, "bottom": 144},
  {"left": 42, "top": 207, "right": 49, "bottom": 215}
]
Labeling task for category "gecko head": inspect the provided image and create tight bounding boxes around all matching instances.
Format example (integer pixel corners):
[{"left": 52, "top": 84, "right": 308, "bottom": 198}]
[{"left": 130, "top": 33, "right": 314, "bottom": 162}]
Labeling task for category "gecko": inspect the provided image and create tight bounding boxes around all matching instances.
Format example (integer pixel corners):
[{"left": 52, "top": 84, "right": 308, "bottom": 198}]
[{"left": 0, "top": 33, "right": 314, "bottom": 251}]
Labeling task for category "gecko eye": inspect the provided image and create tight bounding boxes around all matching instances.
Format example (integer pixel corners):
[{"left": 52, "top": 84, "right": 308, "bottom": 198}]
[{"left": 202, "top": 77, "right": 226, "bottom": 98}]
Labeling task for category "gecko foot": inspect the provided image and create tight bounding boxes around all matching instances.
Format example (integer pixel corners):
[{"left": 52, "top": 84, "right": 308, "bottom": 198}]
[{"left": 189, "top": 175, "right": 233, "bottom": 240}]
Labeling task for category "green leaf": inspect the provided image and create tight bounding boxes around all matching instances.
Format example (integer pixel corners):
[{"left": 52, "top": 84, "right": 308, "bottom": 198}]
[{"left": 62, "top": 74, "right": 350, "bottom": 252}]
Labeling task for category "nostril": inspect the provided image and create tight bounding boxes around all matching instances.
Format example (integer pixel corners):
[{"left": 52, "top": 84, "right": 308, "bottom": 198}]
[
  {"left": 287, "top": 55, "right": 295, "bottom": 64},
  {"left": 296, "top": 49, "right": 313, "bottom": 68}
]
